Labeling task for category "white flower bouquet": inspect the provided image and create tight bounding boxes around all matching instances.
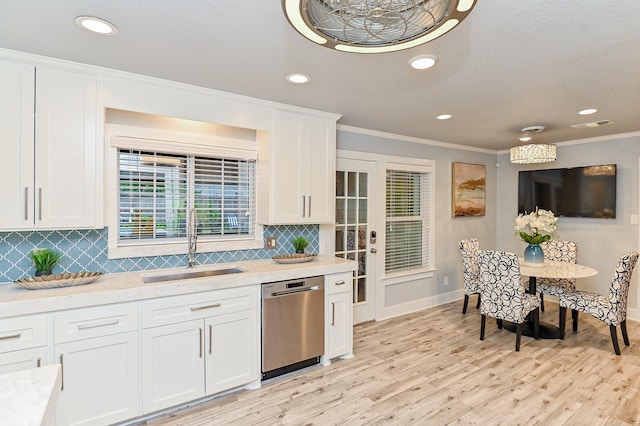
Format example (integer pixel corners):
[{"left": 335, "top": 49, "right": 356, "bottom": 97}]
[{"left": 514, "top": 207, "right": 557, "bottom": 244}]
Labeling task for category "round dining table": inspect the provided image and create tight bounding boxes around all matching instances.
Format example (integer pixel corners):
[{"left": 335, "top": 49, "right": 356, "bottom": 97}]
[{"left": 504, "top": 260, "right": 598, "bottom": 339}]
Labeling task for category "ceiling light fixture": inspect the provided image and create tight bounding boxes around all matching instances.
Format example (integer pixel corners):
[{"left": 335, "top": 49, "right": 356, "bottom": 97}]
[
  {"left": 282, "top": 0, "right": 477, "bottom": 53},
  {"left": 436, "top": 114, "right": 452, "bottom": 120},
  {"left": 409, "top": 54, "right": 438, "bottom": 70},
  {"left": 578, "top": 108, "right": 598, "bottom": 115},
  {"left": 75, "top": 16, "right": 118, "bottom": 35},
  {"left": 510, "top": 126, "right": 556, "bottom": 164},
  {"left": 286, "top": 73, "right": 311, "bottom": 84}
]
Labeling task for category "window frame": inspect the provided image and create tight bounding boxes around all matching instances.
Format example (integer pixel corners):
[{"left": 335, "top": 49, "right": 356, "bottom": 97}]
[{"left": 105, "top": 126, "right": 263, "bottom": 260}]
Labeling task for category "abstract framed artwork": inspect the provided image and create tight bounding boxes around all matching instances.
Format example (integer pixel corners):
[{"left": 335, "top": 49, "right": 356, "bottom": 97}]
[{"left": 452, "top": 162, "right": 486, "bottom": 217}]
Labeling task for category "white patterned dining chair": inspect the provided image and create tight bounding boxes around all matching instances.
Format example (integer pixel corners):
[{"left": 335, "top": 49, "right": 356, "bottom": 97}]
[
  {"left": 559, "top": 252, "right": 639, "bottom": 355},
  {"left": 458, "top": 239, "right": 481, "bottom": 314},
  {"left": 478, "top": 250, "right": 540, "bottom": 351},
  {"left": 537, "top": 240, "right": 578, "bottom": 312}
]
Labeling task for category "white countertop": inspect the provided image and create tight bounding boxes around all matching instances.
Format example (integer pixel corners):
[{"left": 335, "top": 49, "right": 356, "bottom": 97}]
[
  {"left": 0, "top": 365, "right": 61, "bottom": 426},
  {"left": 0, "top": 256, "right": 356, "bottom": 319}
]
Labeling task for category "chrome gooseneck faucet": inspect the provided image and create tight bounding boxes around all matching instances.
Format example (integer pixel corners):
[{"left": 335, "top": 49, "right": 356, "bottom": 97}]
[{"left": 187, "top": 208, "right": 198, "bottom": 268}]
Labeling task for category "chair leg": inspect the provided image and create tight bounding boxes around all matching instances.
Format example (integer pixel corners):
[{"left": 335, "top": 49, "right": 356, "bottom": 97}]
[
  {"left": 533, "top": 308, "right": 540, "bottom": 340},
  {"left": 559, "top": 306, "right": 566, "bottom": 340},
  {"left": 572, "top": 310, "right": 579, "bottom": 332},
  {"left": 497, "top": 318, "right": 503, "bottom": 329},
  {"left": 515, "top": 323, "right": 522, "bottom": 352},
  {"left": 480, "top": 315, "right": 486, "bottom": 340},
  {"left": 462, "top": 295, "right": 469, "bottom": 314},
  {"left": 610, "top": 325, "right": 621, "bottom": 356},
  {"left": 476, "top": 294, "right": 481, "bottom": 309},
  {"left": 621, "top": 320, "right": 630, "bottom": 346},
  {"left": 540, "top": 293, "right": 545, "bottom": 312}
]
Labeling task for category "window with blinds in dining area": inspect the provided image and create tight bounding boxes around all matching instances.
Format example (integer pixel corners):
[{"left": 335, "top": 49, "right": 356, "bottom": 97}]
[{"left": 385, "top": 169, "right": 431, "bottom": 274}]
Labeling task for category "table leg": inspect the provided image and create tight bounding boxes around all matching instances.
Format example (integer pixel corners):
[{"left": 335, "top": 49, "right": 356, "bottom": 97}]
[{"left": 504, "top": 275, "right": 561, "bottom": 339}]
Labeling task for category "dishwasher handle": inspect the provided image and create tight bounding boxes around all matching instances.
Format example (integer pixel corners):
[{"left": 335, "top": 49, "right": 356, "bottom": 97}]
[{"left": 268, "top": 285, "right": 320, "bottom": 298}]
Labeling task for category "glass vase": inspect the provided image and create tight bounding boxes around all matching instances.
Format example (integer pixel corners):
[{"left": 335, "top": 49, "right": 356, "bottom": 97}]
[{"left": 523, "top": 243, "right": 545, "bottom": 267}]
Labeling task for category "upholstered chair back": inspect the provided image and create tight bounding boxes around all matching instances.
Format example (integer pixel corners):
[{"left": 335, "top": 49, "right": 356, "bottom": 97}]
[
  {"left": 607, "top": 252, "right": 639, "bottom": 324},
  {"left": 540, "top": 240, "right": 577, "bottom": 263},
  {"left": 458, "top": 239, "right": 480, "bottom": 292},
  {"left": 478, "top": 250, "right": 530, "bottom": 323}
]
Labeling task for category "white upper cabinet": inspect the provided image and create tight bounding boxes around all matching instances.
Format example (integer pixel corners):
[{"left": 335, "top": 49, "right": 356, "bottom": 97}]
[
  {"left": 0, "top": 59, "right": 98, "bottom": 231},
  {"left": 258, "top": 110, "right": 337, "bottom": 225}
]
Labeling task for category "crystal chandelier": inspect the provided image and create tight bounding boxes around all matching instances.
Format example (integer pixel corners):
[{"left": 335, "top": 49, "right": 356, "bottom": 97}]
[
  {"left": 282, "top": 0, "right": 477, "bottom": 53},
  {"left": 510, "top": 125, "right": 556, "bottom": 164},
  {"left": 510, "top": 144, "right": 557, "bottom": 164}
]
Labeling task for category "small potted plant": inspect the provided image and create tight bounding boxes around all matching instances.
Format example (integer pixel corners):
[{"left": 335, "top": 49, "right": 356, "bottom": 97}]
[
  {"left": 28, "top": 248, "right": 62, "bottom": 276},
  {"left": 292, "top": 236, "right": 310, "bottom": 254}
]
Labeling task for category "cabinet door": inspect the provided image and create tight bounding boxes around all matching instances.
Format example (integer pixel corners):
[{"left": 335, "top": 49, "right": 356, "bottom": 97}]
[
  {"left": 141, "top": 320, "right": 205, "bottom": 414},
  {"left": 0, "top": 60, "right": 35, "bottom": 230},
  {"left": 327, "top": 292, "right": 353, "bottom": 359},
  {"left": 0, "top": 347, "right": 47, "bottom": 375},
  {"left": 270, "top": 111, "right": 336, "bottom": 224},
  {"left": 205, "top": 310, "right": 258, "bottom": 395},
  {"left": 55, "top": 331, "right": 140, "bottom": 426},
  {"left": 35, "top": 66, "right": 97, "bottom": 229}
]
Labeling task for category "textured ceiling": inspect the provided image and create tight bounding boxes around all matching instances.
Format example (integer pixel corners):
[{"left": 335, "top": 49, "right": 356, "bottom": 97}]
[{"left": 1, "top": 0, "right": 639, "bottom": 151}]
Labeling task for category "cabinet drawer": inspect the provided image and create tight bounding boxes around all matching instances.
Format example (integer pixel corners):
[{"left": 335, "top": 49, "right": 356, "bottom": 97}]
[
  {"left": 0, "top": 315, "right": 47, "bottom": 352},
  {"left": 326, "top": 272, "right": 353, "bottom": 295},
  {"left": 141, "top": 286, "right": 259, "bottom": 329},
  {"left": 54, "top": 303, "right": 138, "bottom": 344}
]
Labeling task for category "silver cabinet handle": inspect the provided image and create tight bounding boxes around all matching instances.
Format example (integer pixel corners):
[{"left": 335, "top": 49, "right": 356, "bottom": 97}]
[
  {"left": 335, "top": 280, "right": 346, "bottom": 286},
  {"left": 38, "top": 188, "right": 42, "bottom": 221},
  {"left": 0, "top": 333, "right": 21, "bottom": 341},
  {"left": 37, "top": 357, "right": 41, "bottom": 368},
  {"left": 209, "top": 324, "right": 213, "bottom": 355},
  {"left": 190, "top": 303, "right": 221, "bottom": 311},
  {"left": 331, "top": 302, "right": 336, "bottom": 326},
  {"left": 24, "top": 187, "right": 29, "bottom": 220},
  {"left": 302, "top": 195, "right": 306, "bottom": 217},
  {"left": 199, "top": 328, "right": 203, "bottom": 358},
  {"left": 308, "top": 195, "right": 311, "bottom": 217},
  {"left": 60, "top": 354, "right": 64, "bottom": 391},
  {"left": 77, "top": 318, "right": 119, "bottom": 330}
]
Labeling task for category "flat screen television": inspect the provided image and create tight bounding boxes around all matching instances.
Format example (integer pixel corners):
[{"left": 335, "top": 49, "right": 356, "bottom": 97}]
[{"left": 518, "top": 164, "right": 617, "bottom": 218}]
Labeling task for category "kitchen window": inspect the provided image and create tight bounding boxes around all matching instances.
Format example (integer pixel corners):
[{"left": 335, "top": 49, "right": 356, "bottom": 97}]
[{"left": 106, "top": 132, "right": 261, "bottom": 259}]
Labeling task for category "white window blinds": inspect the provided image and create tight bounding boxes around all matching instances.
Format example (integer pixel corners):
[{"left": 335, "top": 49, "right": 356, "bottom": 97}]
[
  {"left": 385, "top": 169, "right": 430, "bottom": 273},
  {"left": 118, "top": 149, "right": 255, "bottom": 244}
]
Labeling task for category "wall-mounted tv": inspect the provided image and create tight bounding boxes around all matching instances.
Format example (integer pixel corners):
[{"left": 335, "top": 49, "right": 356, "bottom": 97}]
[{"left": 518, "top": 164, "right": 616, "bottom": 218}]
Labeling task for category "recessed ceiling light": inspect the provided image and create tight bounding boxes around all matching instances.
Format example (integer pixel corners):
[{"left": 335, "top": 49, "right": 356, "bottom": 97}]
[
  {"left": 75, "top": 16, "right": 118, "bottom": 35},
  {"left": 519, "top": 135, "right": 532, "bottom": 142},
  {"left": 286, "top": 73, "right": 311, "bottom": 84},
  {"left": 578, "top": 108, "right": 598, "bottom": 115},
  {"left": 436, "top": 114, "right": 452, "bottom": 120},
  {"left": 409, "top": 54, "right": 438, "bottom": 70}
]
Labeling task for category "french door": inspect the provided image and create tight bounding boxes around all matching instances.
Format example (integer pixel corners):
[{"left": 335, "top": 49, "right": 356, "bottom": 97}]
[{"left": 335, "top": 158, "right": 377, "bottom": 324}]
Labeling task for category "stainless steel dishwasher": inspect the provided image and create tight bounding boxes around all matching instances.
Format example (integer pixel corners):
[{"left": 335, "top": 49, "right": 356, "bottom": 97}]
[{"left": 261, "top": 276, "right": 324, "bottom": 380}]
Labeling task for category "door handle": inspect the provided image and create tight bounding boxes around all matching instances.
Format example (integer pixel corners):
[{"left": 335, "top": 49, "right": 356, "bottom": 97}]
[{"left": 371, "top": 248, "right": 377, "bottom": 253}]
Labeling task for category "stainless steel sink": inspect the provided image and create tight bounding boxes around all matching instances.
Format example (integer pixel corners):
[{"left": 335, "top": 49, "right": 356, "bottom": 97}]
[{"left": 142, "top": 268, "right": 245, "bottom": 284}]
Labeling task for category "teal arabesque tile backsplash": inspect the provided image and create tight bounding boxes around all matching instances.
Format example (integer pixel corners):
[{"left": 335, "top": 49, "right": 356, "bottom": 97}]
[{"left": 0, "top": 225, "right": 319, "bottom": 282}]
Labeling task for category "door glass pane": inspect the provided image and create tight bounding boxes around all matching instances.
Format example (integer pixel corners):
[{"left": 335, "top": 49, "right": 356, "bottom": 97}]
[
  {"left": 347, "top": 172, "right": 357, "bottom": 197},
  {"left": 347, "top": 199, "right": 357, "bottom": 224},
  {"left": 359, "top": 173, "right": 368, "bottom": 197},
  {"left": 335, "top": 199, "right": 345, "bottom": 224},
  {"left": 358, "top": 200, "right": 367, "bottom": 224},
  {"left": 335, "top": 227, "right": 345, "bottom": 252},
  {"left": 357, "top": 277, "right": 366, "bottom": 303},
  {"left": 347, "top": 226, "right": 356, "bottom": 251},
  {"left": 358, "top": 225, "right": 366, "bottom": 250},
  {"left": 336, "top": 171, "right": 345, "bottom": 197}
]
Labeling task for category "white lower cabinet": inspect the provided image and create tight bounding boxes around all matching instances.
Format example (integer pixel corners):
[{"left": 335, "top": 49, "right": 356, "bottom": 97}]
[
  {"left": 325, "top": 272, "right": 354, "bottom": 360},
  {"left": 54, "top": 303, "right": 140, "bottom": 426},
  {"left": 0, "top": 314, "right": 48, "bottom": 374},
  {"left": 141, "top": 286, "right": 259, "bottom": 414}
]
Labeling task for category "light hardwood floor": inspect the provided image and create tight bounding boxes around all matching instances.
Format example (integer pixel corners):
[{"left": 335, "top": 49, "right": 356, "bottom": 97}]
[{"left": 144, "top": 300, "right": 640, "bottom": 425}]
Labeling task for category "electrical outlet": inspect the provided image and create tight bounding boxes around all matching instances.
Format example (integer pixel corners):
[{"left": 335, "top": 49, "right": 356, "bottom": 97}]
[
  {"left": 444, "top": 276, "right": 449, "bottom": 286},
  {"left": 266, "top": 236, "right": 277, "bottom": 250}
]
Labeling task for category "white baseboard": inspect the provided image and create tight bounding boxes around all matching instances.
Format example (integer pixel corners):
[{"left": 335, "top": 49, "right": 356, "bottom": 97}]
[{"left": 377, "top": 289, "right": 463, "bottom": 321}]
